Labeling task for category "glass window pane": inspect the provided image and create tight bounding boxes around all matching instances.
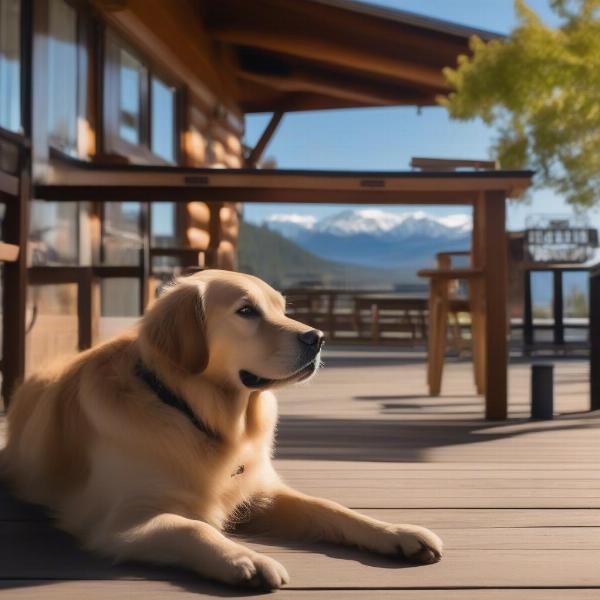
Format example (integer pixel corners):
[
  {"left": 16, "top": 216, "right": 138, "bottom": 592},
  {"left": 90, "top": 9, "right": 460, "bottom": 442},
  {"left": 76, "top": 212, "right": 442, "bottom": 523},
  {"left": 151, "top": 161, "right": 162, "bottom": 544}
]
[
  {"left": 563, "top": 271, "right": 589, "bottom": 319},
  {"left": 151, "top": 202, "right": 176, "bottom": 247},
  {"left": 0, "top": 0, "right": 21, "bottom": 132},
  {"left": 98, "top": 278, "right": 140, "bottom": 343},
  {"left": 101, "top": 202, "right": 142, "bottom": 265},
  {"left": 119, "top": 49, "right": 144, "bottom": 144},
  {"left": 530, "top": 271, "right": 553, "bottom": 344},
  {"left": 29, "top": 201, "right": 78, "bottom": 266},
  {"left": 151, "top": 77, "right": 176, "bottom": 162},
  {"left": 26, "top": 283, "right": 78, "bottom": 374},
  {"left": 48, "top": 0, "right": 78, "bottom": 154}
]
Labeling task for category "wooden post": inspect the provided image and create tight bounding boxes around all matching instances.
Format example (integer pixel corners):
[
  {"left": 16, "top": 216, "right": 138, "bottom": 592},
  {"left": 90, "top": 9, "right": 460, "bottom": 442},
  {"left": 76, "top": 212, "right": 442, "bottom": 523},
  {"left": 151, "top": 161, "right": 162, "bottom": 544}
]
[
  {"left": 470, "top": 198, "right": 486, "bottom": 395},
  {"left": 480, "top": 190, "right": 509, "bottom": 420},
  {"left": 427, "top": 278, "right": 448, "bottom": 396},
  {"left": 2, "top": 169, "right": 30, "bottom": 406},
  {"left": 77, "top": 269, "right": 93, "bottom": 351}
]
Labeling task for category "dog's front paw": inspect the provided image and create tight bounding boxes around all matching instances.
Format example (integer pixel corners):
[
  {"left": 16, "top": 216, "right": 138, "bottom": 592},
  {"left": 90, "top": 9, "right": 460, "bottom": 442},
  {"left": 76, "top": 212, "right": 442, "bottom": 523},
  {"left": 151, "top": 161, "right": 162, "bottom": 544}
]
[
  {"left": 380, "top": 524, "right": 443, "bottom": 564},
  {"left": 227, "top": 551, "right": 290, "bottom": 590}
]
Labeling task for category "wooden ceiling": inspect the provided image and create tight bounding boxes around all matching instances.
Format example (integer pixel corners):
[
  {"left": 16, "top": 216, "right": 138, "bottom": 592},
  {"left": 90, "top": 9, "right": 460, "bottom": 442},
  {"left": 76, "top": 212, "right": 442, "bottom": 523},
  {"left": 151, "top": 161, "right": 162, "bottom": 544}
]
[{"left": 199, "top": 0, "right": 501, "bottom": 113}]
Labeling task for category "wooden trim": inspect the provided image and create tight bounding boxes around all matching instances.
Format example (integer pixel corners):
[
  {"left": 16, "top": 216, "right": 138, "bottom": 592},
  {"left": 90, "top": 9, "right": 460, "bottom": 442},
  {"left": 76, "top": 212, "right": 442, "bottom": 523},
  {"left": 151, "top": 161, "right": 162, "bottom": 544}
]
[
  {"left": 0, "top": 172, "right": 19, "bottom": 197},
  {"left": 102, "top": 29, "right": 182, "bottom": 165},
  {"left": 246, "top": 111, "right": 283, "bottom": 167},
  {"left": 2, "top": 166, "right": 30, "bottom": 406},
  {"left": 36, "top": 163, "right": 534, "bottom": 203},
  {"left": 411, "top": 157, "right": 498, "bottom": 171}
]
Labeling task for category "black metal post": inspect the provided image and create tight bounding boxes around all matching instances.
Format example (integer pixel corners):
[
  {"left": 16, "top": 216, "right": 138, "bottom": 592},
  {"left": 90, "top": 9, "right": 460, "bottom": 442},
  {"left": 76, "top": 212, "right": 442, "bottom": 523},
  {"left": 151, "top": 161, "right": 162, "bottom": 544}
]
[
  {"left": 590, "top": 267, "right": 600, "bottom": 411},
  {"left": 523, "top": 269, "right": 533, "bottom": 352},
  {"left": 531, "top": 363, "right": 554, "bottom": 419},
  {"left": 553, "top": 270, "right": 564, "bottom": 347}
]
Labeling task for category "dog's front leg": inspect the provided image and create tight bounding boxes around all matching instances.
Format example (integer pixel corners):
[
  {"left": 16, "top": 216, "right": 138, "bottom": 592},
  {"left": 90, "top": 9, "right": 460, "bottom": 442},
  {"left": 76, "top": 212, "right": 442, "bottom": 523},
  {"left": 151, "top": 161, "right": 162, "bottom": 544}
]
[
  {"left": 250, "top": 486, "right": 442, "bottom": 564},
  {"left": 99, "top": 512, "right": 289, "bottom": 589}
]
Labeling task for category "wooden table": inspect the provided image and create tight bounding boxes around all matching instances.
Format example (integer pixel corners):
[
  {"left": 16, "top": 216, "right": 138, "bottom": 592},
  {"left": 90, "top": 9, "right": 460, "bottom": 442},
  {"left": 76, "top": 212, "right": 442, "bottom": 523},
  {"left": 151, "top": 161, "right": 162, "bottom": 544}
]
[{"left": 35, "top": 162, "right": 533, "bottom": 419}]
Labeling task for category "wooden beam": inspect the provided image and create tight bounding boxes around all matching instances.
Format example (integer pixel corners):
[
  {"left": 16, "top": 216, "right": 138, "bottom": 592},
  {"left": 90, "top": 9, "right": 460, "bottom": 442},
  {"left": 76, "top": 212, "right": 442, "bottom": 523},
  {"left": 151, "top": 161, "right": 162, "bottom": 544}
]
[
  {"left": 238, "top": 69, "right": 420, "bottom": 109},
  {"left": 246, "top": 111, "right": 283, "bottom": 167},
  {"left": 412, "top": 157, "right": 499, "bottom": 171},
  {"left": 212, "top": 29, "right": 448, "bottom": 90}
]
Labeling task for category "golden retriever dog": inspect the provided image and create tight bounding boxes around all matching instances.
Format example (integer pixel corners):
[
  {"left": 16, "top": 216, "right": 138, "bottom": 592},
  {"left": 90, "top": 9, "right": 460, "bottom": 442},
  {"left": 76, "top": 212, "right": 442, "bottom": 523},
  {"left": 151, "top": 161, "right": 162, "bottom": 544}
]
[{"left": 1, "top": 270, "right": 442, "bottom": 590}]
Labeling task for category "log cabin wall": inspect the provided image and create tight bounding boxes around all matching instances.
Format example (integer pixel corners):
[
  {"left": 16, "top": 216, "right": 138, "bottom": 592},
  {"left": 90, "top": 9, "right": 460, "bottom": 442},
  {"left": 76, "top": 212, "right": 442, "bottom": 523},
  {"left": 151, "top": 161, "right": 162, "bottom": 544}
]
[{"left": 92, "top": 0, "right": 244, "bottom": 270}]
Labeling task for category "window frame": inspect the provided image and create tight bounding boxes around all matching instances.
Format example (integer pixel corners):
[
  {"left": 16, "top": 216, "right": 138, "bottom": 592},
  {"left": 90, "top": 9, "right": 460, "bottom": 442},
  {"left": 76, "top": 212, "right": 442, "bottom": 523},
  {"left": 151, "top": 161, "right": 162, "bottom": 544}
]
[{"left": 102, "top": 29, "right": 181, "bottom": 166}]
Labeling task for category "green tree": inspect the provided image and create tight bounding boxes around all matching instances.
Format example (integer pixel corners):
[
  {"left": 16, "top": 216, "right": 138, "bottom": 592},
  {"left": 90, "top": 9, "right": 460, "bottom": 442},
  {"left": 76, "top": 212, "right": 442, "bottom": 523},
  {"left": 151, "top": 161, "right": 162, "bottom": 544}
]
[{"left": 440, "top": 0, "right": 600, "bottom": 207}]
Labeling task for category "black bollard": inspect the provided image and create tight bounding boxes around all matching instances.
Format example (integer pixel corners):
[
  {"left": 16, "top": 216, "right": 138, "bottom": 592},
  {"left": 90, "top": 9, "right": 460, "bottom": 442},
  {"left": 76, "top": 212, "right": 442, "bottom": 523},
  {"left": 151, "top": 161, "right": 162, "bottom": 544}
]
[{"left": 531, "top": 363, "right": 554, "bottom": 420}]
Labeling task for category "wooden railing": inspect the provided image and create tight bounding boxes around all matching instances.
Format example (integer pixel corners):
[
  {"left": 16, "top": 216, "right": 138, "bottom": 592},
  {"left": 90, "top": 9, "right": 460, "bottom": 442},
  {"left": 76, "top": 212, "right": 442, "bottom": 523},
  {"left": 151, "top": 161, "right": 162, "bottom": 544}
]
[{"left": 284, "top": 288, "right": 428, "bottom": 345}]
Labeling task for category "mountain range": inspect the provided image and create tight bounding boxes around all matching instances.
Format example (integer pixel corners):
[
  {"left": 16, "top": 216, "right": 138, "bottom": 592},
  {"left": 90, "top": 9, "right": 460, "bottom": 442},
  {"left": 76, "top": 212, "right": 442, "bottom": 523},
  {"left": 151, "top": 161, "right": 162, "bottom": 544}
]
[{"left": 262, "top": 209, "right": 473, "bottom": 274}]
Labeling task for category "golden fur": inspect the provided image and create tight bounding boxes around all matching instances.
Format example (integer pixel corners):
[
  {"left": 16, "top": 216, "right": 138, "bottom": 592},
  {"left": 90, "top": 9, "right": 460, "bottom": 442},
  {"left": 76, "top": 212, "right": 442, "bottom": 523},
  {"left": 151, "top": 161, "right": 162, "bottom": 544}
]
[{"left": 1, "top": 270, "right": 442, "bottom": 590}]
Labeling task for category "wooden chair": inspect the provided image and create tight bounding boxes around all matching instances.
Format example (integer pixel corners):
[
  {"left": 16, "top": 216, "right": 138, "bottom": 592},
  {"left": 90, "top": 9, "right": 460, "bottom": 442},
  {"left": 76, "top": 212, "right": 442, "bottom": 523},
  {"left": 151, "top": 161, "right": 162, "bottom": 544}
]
[{"left": 418, "top": 259, "right": 485, "bottom": 397}]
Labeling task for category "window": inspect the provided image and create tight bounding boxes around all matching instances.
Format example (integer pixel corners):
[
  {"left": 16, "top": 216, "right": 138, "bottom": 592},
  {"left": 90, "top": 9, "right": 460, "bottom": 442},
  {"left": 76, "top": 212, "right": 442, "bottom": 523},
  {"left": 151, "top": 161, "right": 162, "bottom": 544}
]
[
  {"left": 118, "top": 49, "right": 146, "bottom": 145},
  {"left": 101, "top": 202, "right": 142, "bottom": 265},
  {"left": 151, "top": 77, "right": 176, "bottom": 162},
  {"left": 151, "top": 202, "right": 176, "bottom": 247},
  {"left": 29, "top": 201, "right": 79, "bottom": 266},
  {"left": 0, "top": 0, "right": 21, "bottom": 133},
  {"left": 47, "top": 0, "right": 79, "bottom": 154},
  {"left": 105, "top": 32, "right": 178, "bottom": 164}
]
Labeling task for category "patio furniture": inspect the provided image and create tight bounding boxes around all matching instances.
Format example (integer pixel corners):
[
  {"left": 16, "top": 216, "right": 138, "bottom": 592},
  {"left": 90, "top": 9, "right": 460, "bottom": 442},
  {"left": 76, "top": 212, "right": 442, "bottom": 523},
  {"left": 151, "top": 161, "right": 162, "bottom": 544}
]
[
  {"left": 418, "top": 267, "right": 484, "bottom": 397},
  {"left": 36, "top": 165, "right": 531, "bottom": 419},
  {"left": 353, "top": 295, "right": 428, "bottom": 343}
]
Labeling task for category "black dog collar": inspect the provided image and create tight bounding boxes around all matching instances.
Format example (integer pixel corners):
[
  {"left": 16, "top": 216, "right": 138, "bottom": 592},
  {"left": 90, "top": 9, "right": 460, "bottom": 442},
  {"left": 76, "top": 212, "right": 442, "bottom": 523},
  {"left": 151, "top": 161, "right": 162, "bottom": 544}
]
[{"left": 135, "top": 361, "right": 220, "bottom": 442}]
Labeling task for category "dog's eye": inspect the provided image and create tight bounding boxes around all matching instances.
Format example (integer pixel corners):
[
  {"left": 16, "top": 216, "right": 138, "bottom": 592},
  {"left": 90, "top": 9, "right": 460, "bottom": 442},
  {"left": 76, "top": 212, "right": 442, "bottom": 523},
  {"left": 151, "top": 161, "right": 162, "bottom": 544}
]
[{"left": 236, "top": 305, "right": 260, "bottom": 318}]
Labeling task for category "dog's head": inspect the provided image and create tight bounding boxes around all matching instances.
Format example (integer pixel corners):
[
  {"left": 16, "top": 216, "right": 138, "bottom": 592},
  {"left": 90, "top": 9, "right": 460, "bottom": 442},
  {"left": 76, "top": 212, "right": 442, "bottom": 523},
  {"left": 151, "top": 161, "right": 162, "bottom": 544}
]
[{"left": 140, "top": 270, "right": 323, "bottom": 390}]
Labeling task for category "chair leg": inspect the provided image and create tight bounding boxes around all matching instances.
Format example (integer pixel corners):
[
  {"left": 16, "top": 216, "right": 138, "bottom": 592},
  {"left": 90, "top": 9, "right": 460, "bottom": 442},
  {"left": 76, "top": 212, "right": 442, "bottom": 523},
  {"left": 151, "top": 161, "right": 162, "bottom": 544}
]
[
  {"left": 470, "top": 281, "right": 486, "bottom": 396},
  {"left": 427, "top": 280, "right": 448, "bottom": 396}
]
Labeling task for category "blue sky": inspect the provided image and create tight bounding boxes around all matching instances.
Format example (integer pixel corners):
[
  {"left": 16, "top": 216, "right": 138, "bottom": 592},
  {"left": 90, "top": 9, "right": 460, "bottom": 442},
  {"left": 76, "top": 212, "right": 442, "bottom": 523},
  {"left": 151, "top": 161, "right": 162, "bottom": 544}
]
[{"left": 243, "top": 0, "right": 600, "bottom": 231}]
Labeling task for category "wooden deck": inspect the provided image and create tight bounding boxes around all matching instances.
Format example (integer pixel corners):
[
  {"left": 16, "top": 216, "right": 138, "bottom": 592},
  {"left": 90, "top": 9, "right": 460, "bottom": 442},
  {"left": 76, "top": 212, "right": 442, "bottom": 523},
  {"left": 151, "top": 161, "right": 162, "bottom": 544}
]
[{"left": 1, "top": 348, "right": 599, "bottom": 598}]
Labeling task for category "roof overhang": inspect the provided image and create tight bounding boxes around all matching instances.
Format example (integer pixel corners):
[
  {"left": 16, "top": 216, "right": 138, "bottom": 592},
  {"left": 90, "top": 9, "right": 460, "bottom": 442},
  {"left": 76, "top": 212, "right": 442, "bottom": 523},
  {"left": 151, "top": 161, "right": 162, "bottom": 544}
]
[{"left": 200, "top": 0, "right": 502, "bottom": 112}]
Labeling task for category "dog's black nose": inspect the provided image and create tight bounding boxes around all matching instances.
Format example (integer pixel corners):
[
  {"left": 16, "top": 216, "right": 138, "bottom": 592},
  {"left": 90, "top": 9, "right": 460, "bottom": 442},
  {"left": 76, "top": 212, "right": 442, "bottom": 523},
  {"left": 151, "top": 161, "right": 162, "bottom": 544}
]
[{"left": 298, "top": 329, "right": 325, "bottom": 349}]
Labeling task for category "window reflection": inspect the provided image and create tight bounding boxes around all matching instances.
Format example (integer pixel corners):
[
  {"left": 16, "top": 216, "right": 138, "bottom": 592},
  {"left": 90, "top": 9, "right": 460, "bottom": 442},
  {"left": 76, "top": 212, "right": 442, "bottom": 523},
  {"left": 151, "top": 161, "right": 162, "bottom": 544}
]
[
  {"left": 119, "top": 49, "right": 144, "bottom": 144},
  {"left": 29, "top": 201, "right": 78, "bottom": 266},
  {"left": 48, "top": 0, "right": 78, "bottom": 154},
  {"left": 151, "top": 202, "right": 176, "bottom": 247},
  {"left": 26, "top": 284, "right": 78, "bottom": 374},
  {"left": 101, "top": 202, "right": 142, "bottom": 265},
  {"left": 151, "top": 77, "right": 176, "bottom": 162},
  {"left": 0, "top": 0, "right": 21, "bottom": 133}
]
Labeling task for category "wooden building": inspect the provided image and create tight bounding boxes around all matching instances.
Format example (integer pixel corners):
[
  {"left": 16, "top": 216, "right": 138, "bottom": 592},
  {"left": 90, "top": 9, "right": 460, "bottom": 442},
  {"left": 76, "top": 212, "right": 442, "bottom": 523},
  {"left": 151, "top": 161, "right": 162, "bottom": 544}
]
[{"left": 0, "top": 0, "right": 531, "bottom": 419}]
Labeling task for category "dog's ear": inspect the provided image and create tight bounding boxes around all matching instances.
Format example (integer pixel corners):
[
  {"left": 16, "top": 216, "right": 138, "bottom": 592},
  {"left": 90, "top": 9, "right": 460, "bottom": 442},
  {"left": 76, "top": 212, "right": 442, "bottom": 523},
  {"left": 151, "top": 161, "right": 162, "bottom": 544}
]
[{"left": 140, "top": 281, "right": 209, "bottom": 374}]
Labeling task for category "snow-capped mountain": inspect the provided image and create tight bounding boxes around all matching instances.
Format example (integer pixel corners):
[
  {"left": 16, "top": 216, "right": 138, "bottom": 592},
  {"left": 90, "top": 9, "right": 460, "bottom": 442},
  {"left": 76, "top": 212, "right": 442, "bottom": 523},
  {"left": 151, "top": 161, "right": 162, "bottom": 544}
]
[
  {"left": 262, "top": 209, "right": 472, "bottom": 272},
  {"left": 267, "top": 209, "right": 471, "bottom": 239}
]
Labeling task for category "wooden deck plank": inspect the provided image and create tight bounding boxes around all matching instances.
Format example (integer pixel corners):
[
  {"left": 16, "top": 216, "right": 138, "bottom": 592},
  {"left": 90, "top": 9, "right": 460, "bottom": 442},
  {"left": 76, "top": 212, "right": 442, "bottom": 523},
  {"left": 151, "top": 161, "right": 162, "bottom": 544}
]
[
  {"left": 1, "top": 582, "right": 599, "bottom": 600},
  {"left": 0, "top": 351, "right": 598, "bottom": 596},
  {"left": 2, "top": 520, "right": 600, "bottom": 585}
]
